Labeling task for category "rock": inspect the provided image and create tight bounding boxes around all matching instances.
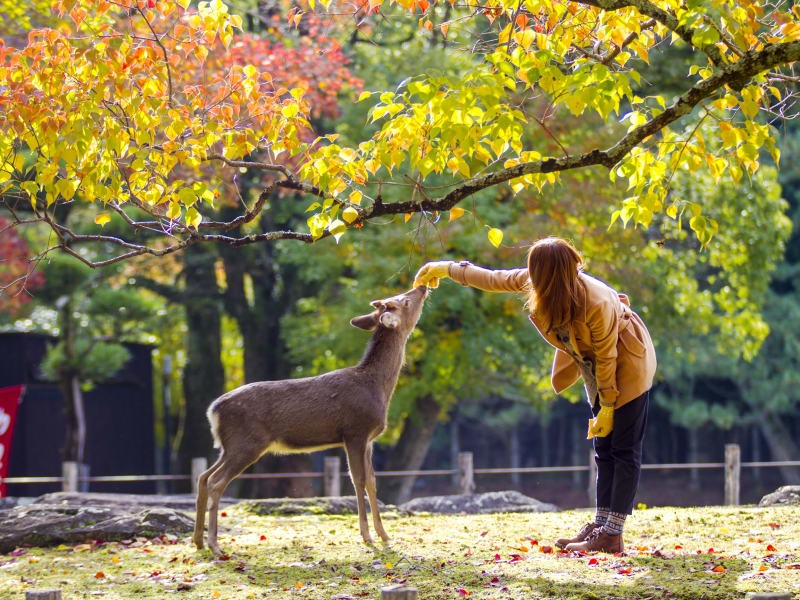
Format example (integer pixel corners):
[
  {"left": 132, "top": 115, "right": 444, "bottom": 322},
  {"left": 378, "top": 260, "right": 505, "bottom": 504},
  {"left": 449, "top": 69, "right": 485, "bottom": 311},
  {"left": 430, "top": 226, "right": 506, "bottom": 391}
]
[
  {"left": 0, "top": 497, "right": 20, "bottom": 509},
  {"left": 0, "top": 503, "right": 194, "bottom": 553},
  {"left": 758, "top": 485, "right": 800, "bottom": 507},
  {"left": 241, "top": 496, "right": 398, "bottom": 516},
  {"left": 32, "top": 492, "right": 234, "bottom": 511},
  {"left": 399, "top": 491, "right": 560, "bottom": 514}
]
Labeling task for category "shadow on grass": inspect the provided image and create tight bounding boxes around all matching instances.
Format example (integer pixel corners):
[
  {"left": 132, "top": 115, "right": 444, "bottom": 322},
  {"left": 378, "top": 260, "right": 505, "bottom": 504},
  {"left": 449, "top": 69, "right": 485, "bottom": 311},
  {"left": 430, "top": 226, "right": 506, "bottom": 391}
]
[{"left": 524, "top": 555, "right": 752, "bottom": 600}]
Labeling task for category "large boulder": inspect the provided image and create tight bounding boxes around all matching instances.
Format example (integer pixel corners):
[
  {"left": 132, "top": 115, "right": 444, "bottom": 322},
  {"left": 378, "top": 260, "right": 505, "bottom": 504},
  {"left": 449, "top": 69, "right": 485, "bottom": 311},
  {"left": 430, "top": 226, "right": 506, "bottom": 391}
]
[
  {"left": 758, "top": 485, "right": 800, "bottom": 507},
  {"left": 399, "top": 490, "right": 560, "bottom": 514},
  {"left": 0, "top": 503, "right": 194, "bottom": 554},
  {"left": 242, "top": 496, "right": 397, "bottom": 516},
  {"left": 32, "top": 492, "right": 234, "bottom": 511}
]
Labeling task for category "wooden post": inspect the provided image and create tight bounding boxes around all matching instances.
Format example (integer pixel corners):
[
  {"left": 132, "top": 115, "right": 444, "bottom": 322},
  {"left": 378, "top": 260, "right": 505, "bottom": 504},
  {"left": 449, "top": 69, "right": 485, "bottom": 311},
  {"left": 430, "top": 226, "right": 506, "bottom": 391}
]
[
  {"left": 324, "top": 456, "right": 341, "bottom": 497},
  {"left": 381, "top": 584, "right": 418, "bottom": 599},
  {"left": 26, "top": 591, "right": 62, "bottom": 600},
  {"left": 725, "top": 443, "right": 741, "bottom": 506},
  {"left": 191, "top": 457, "right": 208, "bottom": 495},
  {"left": 458, "top": 451, "right": 474, "bottom": 495},
  {"left": 587, "top": 449, "right": 597, "bottom": 507},
  {"left": 62, "top": 461, "right": 78, "bottom": 493},
  {"left": 510, "top": 426, "right": 520, "bottom": 488}
]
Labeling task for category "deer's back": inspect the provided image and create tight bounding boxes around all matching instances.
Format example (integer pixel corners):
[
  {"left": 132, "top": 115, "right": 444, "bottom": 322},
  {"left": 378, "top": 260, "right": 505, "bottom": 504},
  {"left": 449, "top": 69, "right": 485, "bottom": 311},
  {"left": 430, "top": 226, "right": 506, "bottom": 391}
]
[{"left": 209, "top": 367, "right": 388, "bottom": 450}]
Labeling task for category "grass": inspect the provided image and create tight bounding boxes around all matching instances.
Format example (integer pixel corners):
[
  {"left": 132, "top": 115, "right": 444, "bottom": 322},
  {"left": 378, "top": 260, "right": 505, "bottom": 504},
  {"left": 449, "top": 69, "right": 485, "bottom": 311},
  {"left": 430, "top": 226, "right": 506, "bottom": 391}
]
[{"left": 1, "top": 504, "right": 798, "bottom": 599}]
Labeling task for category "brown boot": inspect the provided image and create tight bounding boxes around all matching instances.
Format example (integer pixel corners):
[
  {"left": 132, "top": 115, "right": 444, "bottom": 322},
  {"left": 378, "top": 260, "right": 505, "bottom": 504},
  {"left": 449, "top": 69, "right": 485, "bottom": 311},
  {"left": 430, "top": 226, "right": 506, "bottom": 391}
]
[
  {"left": 555, "top": 522, "right": 602, "bottom": 549},
  {"left": 565, "top": 528, "right": 624, "bottom": 553}
]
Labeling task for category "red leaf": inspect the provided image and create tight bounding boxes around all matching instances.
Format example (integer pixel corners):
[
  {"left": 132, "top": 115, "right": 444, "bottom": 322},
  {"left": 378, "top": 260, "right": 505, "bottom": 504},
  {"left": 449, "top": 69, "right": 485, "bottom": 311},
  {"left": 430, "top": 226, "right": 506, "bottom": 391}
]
[
  {"left": 94, "top": 572, "right": 105, "bottom": 579},
  {"left": 260, "top": 535, "right": 266, "bottom": 541},
  {"left": 540, "top": 546, "right": 553, "bottom": 554},
  {"left": 494, "top": 554, "right": 502, "bottom": 562},
  {"left": 417, "top": 0, "right": 429, "bottom": 12},
  {"left": 674, "top": 545, "right": 683, "bottom": 550},
  {"left": 508, "top": 554, "right": 523, "bottom": 563},
  {"left": 220, "top": 512, "right": 227, "bottom": 517},
  {"left": 588, "top": 558, "right": 599, "bottom": 565},
  {"left": 707, "top": 548, "right": 715, "bottom": 553},
  {"left": 768, "top": 523, "right": 781, "bottom": 529},
  {"left": 712, "top": 565, "right": 726, "bottom": 573},
  {"left": 617, "top": 567, "right": 631, "bottom": 575},
  {"left": 766, "top": 544, "right": 777, "bottom": 552},
  {"left": 458, "top": 589, "right": 470, "bottom": 597},
  {"left": 148, "top": 0, "right": 155, "bottom": 7},
  {"left": 515, "top": 14, "right": 529, "bottom": 29},
  {"left": 490, "top": 577, "right": 499, "bottom": 583}
]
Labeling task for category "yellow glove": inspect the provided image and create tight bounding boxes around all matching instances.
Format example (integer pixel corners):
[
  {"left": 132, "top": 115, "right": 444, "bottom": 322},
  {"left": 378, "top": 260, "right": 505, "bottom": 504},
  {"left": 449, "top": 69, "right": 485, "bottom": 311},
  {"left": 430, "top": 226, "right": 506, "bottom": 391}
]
[
  {"left": 587, "top": 405, "right": 614, "bottom": 439},
  {"left": 413, "top": 261, "right": 453, "bottom": 289}
]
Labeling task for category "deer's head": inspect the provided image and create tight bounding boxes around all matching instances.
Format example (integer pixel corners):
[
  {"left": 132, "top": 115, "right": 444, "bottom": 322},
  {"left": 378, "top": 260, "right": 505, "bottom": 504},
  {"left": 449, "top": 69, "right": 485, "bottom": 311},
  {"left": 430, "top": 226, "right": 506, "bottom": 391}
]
[{"left": 350, "top": 285, "right": 428, "bottom": 334}]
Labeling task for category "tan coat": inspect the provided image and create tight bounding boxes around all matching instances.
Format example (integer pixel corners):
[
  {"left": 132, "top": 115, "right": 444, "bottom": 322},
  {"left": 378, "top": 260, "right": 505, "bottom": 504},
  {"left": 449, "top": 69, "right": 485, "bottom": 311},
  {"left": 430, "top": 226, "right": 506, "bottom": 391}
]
[{"left": 448, "top": 262, "right": 657, "bottom": 408}]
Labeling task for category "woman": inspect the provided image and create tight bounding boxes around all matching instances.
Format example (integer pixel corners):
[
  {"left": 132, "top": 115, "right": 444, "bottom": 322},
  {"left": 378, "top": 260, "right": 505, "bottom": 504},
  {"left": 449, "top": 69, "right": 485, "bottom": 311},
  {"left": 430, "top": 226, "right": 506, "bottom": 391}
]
[{"left": 413, "top": 237, "right": 656, "bottom": 553}]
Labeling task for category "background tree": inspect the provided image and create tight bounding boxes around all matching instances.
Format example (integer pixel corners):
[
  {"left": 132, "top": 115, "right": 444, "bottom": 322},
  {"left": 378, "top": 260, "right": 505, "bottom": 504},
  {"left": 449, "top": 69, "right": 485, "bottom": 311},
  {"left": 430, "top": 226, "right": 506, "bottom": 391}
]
[{"left": 35, "top": 254, "right": 157, "bottom": 463}]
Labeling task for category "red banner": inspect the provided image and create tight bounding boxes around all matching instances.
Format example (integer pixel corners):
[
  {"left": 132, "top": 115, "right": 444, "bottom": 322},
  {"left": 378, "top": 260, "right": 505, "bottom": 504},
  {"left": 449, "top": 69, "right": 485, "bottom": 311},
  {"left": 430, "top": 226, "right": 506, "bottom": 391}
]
[{"left": 0, "top": 385, "right": 24, "bottom": 497}]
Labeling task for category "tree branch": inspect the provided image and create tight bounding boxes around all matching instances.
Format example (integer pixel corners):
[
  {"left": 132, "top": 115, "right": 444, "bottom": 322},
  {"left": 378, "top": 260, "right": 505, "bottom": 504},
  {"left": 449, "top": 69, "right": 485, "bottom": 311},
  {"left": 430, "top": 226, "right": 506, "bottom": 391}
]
[{"left": 576, "top": 0, "right": 725, "bottom": 67}]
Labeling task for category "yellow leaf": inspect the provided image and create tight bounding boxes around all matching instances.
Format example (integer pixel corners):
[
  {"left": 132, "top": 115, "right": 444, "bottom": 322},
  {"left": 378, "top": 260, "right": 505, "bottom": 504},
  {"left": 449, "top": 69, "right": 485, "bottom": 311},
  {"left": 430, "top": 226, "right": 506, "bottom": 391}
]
[
  {"left": 440, "top": 23, "right": 449, "bottom": 37},
  {"left": 281, "top": 103, "right": 299, "bottom": 119},
  {"left": 449, "top": 206, "right": 464, "bottom": 221},
  {"left": 342, "top": 206, "right": 359, "bottom": 223},
  {"left": 404, "top": 212, "right": 413, "bottom": 223},
  {"left": 349, "top": 190, "right": 363, "bottom": 205},
  {"left": 357, "top": 91, "right": 372, "bottom": 102},
  {"left": 166, "top": 202, "right": 181, "bottom": 220},
  {"left": 488, "top": 227, "right": 503, "bottom": 247},
  {"left": 94, "top": 213, "right": 111, "bottom": 227},
  {"left": 295, "top": 582, "right": 304, "bottom": 589},
  {"left": 212, "top": 591, "right": 221, "bottom": 598},
  {"left": 513, "top": 29, "right": 535, "bottom": 50},
  {"left": 186, "top": 206, "right": 202, "bottom": 229}
]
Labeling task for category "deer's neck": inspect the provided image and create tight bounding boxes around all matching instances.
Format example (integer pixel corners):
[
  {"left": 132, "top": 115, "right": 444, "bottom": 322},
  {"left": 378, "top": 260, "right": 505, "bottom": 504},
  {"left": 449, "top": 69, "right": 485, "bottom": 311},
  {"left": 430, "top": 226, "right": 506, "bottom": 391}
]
[{"left": 358, "top": 328, "right": 408, "bottom": 402}]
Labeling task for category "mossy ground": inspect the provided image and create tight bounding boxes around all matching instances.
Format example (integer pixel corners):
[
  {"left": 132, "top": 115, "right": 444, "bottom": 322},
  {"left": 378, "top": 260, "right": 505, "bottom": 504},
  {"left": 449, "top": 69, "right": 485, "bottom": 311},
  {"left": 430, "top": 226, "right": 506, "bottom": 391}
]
[{"left": 2, "top": 505, "right": 798, "bottom": 599}]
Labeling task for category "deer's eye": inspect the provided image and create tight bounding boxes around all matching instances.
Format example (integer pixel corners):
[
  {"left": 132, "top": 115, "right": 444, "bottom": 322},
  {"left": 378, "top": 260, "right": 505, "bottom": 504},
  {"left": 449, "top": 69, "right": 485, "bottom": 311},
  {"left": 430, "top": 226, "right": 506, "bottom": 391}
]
[{"left": 402, "top": 298, "right": 410, "bottom": 307}]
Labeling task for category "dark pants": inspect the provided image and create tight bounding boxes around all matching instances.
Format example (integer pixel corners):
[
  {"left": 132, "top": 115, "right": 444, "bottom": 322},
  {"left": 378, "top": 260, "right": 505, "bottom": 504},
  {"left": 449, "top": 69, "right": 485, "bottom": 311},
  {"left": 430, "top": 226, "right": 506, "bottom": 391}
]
[{"left": 592, "top": 389, "right": 649, "bottom": 515}]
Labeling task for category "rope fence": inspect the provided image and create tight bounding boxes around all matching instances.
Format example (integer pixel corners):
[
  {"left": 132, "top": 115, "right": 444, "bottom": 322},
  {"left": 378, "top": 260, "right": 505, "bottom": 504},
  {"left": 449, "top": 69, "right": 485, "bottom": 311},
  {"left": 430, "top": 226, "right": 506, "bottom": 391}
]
[{"left": 3, "top": 444, "right": 799, "bottom": 506}]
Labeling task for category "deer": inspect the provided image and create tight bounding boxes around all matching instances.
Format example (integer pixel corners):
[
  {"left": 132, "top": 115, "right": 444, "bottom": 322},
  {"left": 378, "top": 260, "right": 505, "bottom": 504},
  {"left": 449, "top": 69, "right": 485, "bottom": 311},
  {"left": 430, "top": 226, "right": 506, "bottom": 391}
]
[{"left": 193, "top": 285, "right": 429, "bottom": 555}]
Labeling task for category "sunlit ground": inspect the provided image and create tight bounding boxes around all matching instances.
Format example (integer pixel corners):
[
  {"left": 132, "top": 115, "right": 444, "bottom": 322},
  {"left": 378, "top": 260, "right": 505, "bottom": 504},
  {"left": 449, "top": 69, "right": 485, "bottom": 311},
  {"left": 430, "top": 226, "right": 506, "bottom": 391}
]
[{"left": 2, "top": 505, "right": 798, "bottom": 599}]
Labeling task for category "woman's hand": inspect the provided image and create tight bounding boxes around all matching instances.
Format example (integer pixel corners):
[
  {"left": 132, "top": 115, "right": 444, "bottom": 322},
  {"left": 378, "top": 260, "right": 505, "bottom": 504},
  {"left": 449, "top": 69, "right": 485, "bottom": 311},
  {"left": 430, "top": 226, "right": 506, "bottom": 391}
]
[
  {"left": 587, "top": 406, "right": 614, "bottom": 439},
  {"left": 413, "top": 261, "right": 453, "bottom": 289}
]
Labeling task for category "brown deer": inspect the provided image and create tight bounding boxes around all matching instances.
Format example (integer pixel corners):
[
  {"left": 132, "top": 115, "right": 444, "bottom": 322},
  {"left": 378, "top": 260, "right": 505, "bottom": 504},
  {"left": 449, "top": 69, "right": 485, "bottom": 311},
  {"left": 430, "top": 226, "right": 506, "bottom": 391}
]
[{"left": 193, "top": 285, "right": 429, "bottom": 554}]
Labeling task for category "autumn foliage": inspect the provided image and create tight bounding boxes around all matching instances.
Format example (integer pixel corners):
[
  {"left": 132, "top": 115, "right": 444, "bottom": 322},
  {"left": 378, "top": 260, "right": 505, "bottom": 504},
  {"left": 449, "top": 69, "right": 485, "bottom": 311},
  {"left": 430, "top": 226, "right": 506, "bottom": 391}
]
[
  {"left": 1, "top": 0, "right": 800, "bottom": 263},
  {"left": 0, "top": 217, "right": 43, "bottom": 314}
]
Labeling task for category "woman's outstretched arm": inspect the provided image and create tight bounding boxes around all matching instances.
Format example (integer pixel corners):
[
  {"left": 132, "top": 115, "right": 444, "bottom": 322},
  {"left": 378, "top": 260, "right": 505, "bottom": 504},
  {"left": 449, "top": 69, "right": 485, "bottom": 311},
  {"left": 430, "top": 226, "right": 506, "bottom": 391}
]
[{"left": 415, "top": 260, "right": 529, "bottom": 293}]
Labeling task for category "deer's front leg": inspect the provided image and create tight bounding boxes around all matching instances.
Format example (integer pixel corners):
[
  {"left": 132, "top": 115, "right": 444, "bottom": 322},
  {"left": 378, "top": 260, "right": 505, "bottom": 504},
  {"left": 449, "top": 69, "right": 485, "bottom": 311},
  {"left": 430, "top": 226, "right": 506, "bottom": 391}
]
[{"left": 345, "top": 438, "right": 372, "bottom": 544}]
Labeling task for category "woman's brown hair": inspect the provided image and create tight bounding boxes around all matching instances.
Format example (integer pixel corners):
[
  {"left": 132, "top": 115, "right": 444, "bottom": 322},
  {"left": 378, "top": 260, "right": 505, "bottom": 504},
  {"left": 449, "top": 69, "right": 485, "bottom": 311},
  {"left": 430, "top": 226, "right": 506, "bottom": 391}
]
[{"left": 526, "top": 237, "right": 584, "bottom": 332}]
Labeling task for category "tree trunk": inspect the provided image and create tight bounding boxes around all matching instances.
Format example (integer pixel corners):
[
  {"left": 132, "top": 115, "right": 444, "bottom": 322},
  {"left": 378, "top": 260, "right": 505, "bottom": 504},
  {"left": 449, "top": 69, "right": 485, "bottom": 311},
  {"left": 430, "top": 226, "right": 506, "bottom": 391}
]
[
  {"left": 757, "top": 413, "right": 800, "bottom": 483},
  {"left": 379, "top": 394, "right": 440, "bottom": 505},
  {"left": 178, "top": 245, "right": 225, "bottom": 476},
  {"left": 219, "top": 227, "right": 313, "bottom": 498}
]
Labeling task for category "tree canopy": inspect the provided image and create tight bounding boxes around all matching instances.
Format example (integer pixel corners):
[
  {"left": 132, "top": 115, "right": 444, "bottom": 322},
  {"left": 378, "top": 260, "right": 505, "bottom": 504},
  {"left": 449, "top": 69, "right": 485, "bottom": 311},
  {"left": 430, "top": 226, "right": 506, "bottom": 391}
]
[{"left": 1, "top": 0, "right": 799, "bottom": 270}]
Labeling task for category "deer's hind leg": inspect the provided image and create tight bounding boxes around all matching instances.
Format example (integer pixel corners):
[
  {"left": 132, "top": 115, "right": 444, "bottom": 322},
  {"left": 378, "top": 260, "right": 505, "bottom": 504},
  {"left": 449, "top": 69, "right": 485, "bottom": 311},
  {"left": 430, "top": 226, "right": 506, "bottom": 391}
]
[
  {"left": 364, "top": 443, "right": 389, "bottom": 542},
  {"left": 344, "top": 437, "right": 371, "bottom": 544},
  {"left": 206, "top": 443, "right": 264, "bottom": 555},
  {"left": 194, "top": 453, "right": 225, "bottom": 549}
]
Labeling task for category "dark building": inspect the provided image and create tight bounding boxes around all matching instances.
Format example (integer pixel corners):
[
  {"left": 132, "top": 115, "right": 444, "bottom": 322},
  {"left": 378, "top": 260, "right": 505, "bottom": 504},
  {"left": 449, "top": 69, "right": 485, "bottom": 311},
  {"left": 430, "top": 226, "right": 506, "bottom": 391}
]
[{"left": 0, "top": 332, "right": 155, "bottom": 496}]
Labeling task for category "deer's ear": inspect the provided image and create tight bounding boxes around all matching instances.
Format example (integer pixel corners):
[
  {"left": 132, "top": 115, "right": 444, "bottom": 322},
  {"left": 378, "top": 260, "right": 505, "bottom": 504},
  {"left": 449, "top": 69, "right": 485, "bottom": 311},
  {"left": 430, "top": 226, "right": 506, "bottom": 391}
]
[
  {"left": 351, "top": 313, "right": 379, "bottom": 330},
  {"left": 379, "top": 312, "right": 401, "bottom": 329},
  {"left": 370, "top": 300, "right": 384, "bottom": 309}
]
